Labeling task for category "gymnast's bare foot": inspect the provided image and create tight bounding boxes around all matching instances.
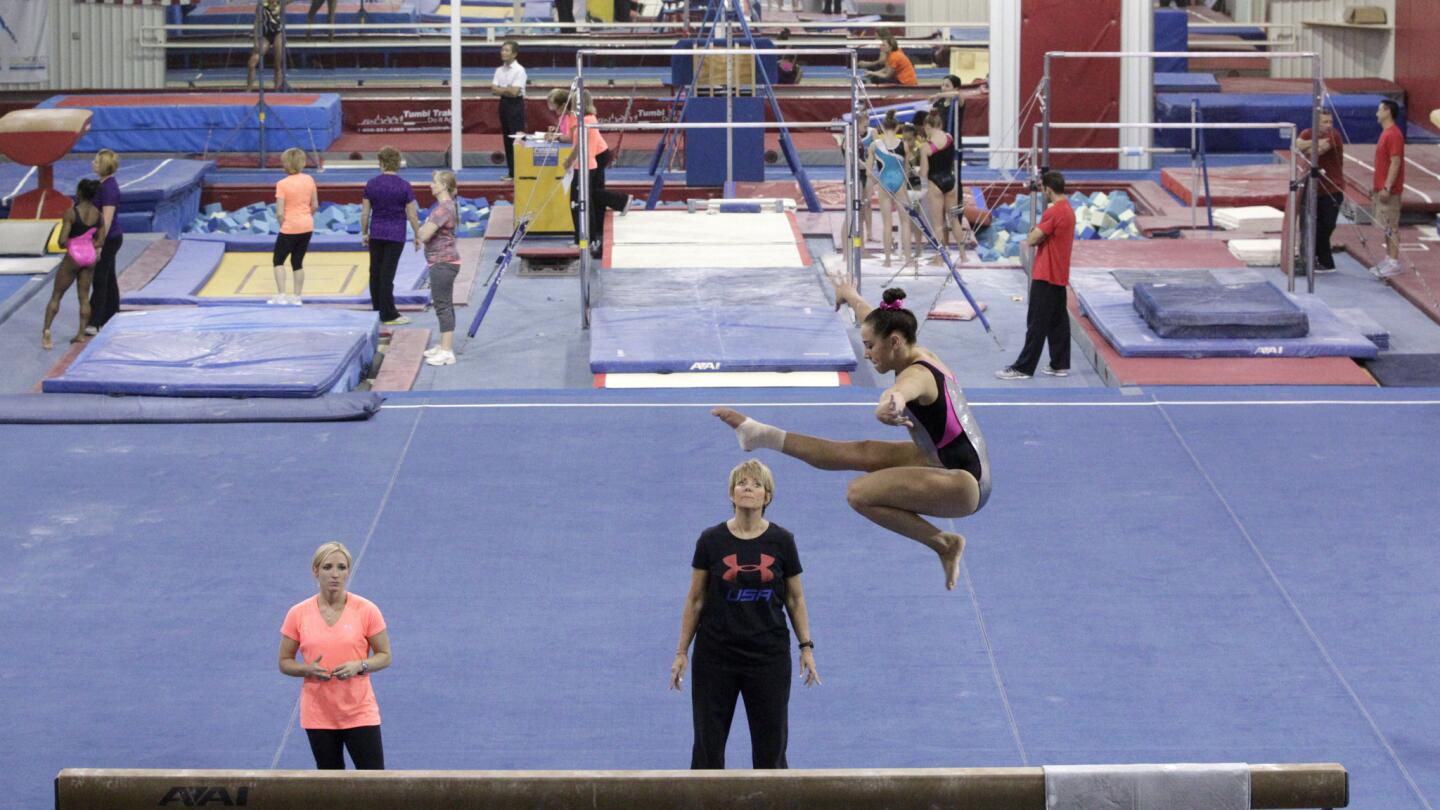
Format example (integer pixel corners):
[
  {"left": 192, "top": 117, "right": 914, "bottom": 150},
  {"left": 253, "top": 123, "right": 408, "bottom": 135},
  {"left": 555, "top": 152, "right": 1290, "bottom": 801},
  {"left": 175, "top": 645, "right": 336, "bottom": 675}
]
[
  {"left": 41, "top": 329, "right": 52, "bottom": 350},
  {"left": 936, "top": 532, "right": 965, "bottom": 591}
]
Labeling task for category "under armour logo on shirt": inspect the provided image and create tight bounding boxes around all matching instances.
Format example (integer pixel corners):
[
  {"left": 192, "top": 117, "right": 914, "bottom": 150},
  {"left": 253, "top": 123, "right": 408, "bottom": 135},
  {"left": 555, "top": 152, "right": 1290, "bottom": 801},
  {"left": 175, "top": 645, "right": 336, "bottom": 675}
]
[{"left": 721, "top": 553, "right": 776, "bottom": 583}]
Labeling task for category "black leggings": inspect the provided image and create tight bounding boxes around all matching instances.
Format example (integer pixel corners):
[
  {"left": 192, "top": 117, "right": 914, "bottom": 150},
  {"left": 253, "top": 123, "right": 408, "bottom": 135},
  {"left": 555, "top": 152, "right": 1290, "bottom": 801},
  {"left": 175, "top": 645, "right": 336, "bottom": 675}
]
[
  {"left": 569, "top": 150, "right": 629, "bottom": 248},
  {"left": 690, "top": 646, "right": 790, "bottom": 769},
  {"left": 306, "top": 725, "right": 384, "bottom": 770},
  {"left": 368, "top": 238, "right": 404, "bottom": 322},
  {"left": 87, "top": 235, "right": 123, "bottom": 330}
]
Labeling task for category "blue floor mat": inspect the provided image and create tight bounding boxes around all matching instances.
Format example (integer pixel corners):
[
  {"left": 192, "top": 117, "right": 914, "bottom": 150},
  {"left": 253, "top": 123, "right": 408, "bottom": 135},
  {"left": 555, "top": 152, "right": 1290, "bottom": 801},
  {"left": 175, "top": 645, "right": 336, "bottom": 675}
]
[
  {"left": 42, "top": 307, "right": 379, "bottom": 397},
  {"left": 1134, "top": 280, "right": 1310, "bottom": 339}
]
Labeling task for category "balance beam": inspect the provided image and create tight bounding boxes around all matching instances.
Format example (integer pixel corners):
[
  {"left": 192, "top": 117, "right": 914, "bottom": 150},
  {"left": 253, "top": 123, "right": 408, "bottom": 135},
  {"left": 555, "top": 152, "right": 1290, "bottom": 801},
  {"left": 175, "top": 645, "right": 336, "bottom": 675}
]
[{"left": 55, "top": 764, "right": 1347, "bottom": 809}]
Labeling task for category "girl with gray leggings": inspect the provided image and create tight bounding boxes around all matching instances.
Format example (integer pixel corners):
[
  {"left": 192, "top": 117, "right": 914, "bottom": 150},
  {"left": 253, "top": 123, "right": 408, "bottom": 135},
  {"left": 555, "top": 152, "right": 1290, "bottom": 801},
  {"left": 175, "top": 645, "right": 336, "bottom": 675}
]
[{"left": 418, "top": 171, "right": 462, "bottom": 367}]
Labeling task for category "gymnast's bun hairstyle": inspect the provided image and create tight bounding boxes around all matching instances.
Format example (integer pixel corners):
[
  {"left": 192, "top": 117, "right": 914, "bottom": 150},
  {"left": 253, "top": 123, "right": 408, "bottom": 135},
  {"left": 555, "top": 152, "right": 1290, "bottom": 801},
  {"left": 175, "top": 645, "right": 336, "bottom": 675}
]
[
  {"left": 864, "top": 287, "right": 918, "bottom": 344},
  {"left": 882, "top": 110, "right": 899, "bottom": 131}
]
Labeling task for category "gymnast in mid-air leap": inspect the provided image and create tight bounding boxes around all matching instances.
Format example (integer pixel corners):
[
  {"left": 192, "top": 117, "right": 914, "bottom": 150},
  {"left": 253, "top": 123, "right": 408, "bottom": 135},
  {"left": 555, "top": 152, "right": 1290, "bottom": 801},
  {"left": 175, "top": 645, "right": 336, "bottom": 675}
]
[{"left": 714, "top": 282, "right": 991, "bottom": 591}]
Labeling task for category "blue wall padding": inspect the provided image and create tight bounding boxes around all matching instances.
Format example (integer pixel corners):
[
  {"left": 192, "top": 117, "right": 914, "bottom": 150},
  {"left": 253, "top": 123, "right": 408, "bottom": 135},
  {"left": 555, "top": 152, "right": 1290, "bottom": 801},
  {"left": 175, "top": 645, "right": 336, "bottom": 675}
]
[
  {"left": 1155, "top": 72, "right": 1219, "bottom": 94},
  {"left": 1133, "top": 281, "right": 1310, "bottom": 339},
  {"left": 37, "top": 94, "right": 343, "bottom": 153},
  {"left": 0, "top": 392, "right": 382, "bottom": 423},
  {"left": 43, "top": 307, "right": 380, "bottom": 397},
  {"left": 1154, "top": 9, "right": 1188, "bottom": 73},
  {"left": 1073, "top": 279, "right": 1377, "bottom": 358},
  {"left": 670, "top": 38, "right": 779, "bottom": 86},
  {"left": 1155, "top": 93, "right": 1395, "bottom": 151},
  {"left": 590, "top": 305, "right": 857, "bottom": 373}
]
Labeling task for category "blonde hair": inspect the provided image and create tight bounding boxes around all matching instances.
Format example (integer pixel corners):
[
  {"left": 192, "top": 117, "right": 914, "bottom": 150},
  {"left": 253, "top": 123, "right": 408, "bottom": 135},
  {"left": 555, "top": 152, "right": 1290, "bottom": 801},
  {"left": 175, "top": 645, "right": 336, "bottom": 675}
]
[
  {"left": 311, "top": 541, "right": 354, "bottom": 572},
  {"left": 728, "top": 459, "right": 775, "bottom": 510},
  {"left": 546, "top": 88, "right": 570, "bottom": 110},
  {"left": 432, "top": 169, "right": 457, "bottom": 196},
  {"left": 377, "top": 146, "right": 403, "bottom": 172},
  {"left": 281, "top": 147, "right": 307, "bottom": 174},
  {"left": 93, "top": 149, "right": 119, "bottom": 178},
  {"left": 546, "top": 88, "right": 595, "bottom": 115}
]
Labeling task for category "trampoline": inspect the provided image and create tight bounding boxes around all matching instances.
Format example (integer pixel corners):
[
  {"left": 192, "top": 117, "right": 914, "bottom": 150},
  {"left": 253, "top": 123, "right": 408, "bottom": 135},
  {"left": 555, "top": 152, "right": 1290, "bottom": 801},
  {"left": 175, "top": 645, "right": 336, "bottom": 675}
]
[
  {"left": 123, "top": 239, "right": 432, "bottom": 308},
  {"left": 37, "top": 94, "right": 342, "bottom": 154},
  {"left": 42, "top": 307, "right": 379, "bottom": 397},
  {"left": 0, "top": 159, "right": 210, "bottom": 238}
]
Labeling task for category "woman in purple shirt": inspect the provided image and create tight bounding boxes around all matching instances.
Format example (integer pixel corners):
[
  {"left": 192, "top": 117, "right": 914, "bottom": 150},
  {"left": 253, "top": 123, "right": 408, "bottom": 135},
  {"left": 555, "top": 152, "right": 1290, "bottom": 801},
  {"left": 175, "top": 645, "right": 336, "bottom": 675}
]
[
  {"left": 85, "top": 149, "right": 124, "bottom": 335},
  {"left": 360, "top": 146, "right": 422, "bottom": 325}
]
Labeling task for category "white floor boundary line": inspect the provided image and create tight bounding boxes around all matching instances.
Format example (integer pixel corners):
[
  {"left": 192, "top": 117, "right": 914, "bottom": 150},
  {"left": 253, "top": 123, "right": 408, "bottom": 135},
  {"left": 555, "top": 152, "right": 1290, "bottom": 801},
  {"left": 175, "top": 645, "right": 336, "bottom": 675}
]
[
  {"left": 2, "top": 166, "right": 37, "bottom": 206},
  {"left": 120, "top": 158, "right": 174, "bottom": 190},
  {"left": 1154, "top": 401, "right": 1435, "bottom": 810},
  {"left": 381, "top": 399, "right": 1440, "bottom": 410},
  {"left": 1344, "top": 152, "right": 1433, "bottom": 204},
  {"left": 956, "top": 544, "right": 1029, "bottom": 766}
]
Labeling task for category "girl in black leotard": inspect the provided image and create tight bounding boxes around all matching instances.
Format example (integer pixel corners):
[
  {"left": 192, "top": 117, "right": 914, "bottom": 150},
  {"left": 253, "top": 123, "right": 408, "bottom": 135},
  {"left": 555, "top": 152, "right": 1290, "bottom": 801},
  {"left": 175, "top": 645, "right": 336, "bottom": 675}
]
[
  {"left": 714, "top": 285, "right": 991, "bottom": 592},
  {"left": 41, "top": 179, "right": 102, "bottom": 350}
]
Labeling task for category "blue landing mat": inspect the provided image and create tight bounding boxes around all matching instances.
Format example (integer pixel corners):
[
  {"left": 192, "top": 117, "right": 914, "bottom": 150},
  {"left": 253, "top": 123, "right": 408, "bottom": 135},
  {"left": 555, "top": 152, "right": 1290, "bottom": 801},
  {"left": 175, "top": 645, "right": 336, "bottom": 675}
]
[
  {"left": 1155, "top": 92, "right": 1393, "bottom": 152},
  {"left": 1073, "top": 269, "right": 1378, "bottom": 359},
  {"left": 590, "top": 304, "right": 857, "bottom": 372},
  {"left": 0, "top": 158, "right": 212, "bottom": 238},
  {"left": 1134, "top": 281, "right": 1309, "bottom": 339},
  {"left": 1, "top": 388, "right": 1438, "bottom": 810},
  {"left": 43, "top": 307, "right": 379, "bottom": 397},
  {"left": 121, "top": 239, "right": 226, "bottom": 306},
  {"left": 37, "top": 94, "right": 343, "bottom": 154},
  {"left": 185, "top": 0, "right": 419, "bottom": 27},
  {"left": 1154, "top": 72, "right": 1220, "bottom": 94}
]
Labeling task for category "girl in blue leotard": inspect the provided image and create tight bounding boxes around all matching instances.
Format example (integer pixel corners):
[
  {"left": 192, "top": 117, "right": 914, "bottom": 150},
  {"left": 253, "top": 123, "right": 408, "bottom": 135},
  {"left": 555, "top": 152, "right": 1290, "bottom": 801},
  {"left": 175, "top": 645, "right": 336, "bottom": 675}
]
[{"left": 867, "top": 111, "right": 913, "bottom": 266}]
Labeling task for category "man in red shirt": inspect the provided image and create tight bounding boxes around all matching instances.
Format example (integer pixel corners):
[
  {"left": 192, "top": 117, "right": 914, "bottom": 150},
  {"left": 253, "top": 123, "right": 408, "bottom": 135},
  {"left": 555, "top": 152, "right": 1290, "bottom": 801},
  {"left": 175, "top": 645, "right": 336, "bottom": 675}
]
[
  {"left": 1371, "top": 99, "right": 1406, "bottom": 276},
  {"left": 1296, "top": 109, "right": 1344, "bottom": 273},
  {"left": 997, "top": 171, "right": 1075, "bottom": 380},
  {"left": 862, "top": 36, "right": 918, "bottom": 87}
]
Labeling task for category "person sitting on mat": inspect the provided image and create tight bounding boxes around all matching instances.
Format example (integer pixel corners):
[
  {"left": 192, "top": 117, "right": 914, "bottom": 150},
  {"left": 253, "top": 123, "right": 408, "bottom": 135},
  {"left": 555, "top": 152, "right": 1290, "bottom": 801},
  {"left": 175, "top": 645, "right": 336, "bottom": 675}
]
[
  {"left": 418, "top": 170, "right": 462, "bottom": 367},
  {"left": 671, "top": 459, "right": 819, "bottom": 769},
  {"left": 360, "top": 146, "right": 423, "bottom": 326},
  {"left": 85, "top": 149, "right": 123, "bottom": 337},
  {"left": 280, "top": 542, "right": 392, "bottom": 771},
  {"left": 41, "top": 179, "right": 102, "bottom": 350},
  {"left": 861, "top": 35, "right": 918, "bottom": 87},
  {"left": 547, "top": 89, "right": 631, "bottom": 260},
  {"left": 714, "top": 284, "right": 991, "bottom": 591},
  {"left": 246, "top": 0, "right": 286, "bottom": 92},
  {"left": 997, "top": 170, "right": 1075, "bottom": 381},
  {"left": 270, "top": 147, "right": 318, "bottom": 305}
]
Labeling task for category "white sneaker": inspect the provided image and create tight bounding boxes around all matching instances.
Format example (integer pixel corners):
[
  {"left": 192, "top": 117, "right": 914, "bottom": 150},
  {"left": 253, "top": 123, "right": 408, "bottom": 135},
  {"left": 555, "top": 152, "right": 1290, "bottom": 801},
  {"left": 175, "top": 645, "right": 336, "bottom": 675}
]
[
  {"left": 994, "top": 367, "right": 1031, "bottom": 380},
  {"left": 267, "top": 295, "right": 285, "bottom": 305},
  {"left": 288, "top": 294, "right": 303, "bottom": 305},
  {"left": 1041, "top": 366, "right": 1069, "bottom": 377},
  {"left": 424, "top": 349, "right": 456, "bottom": 366},
  {"left": 423, "top": 345, "right": 444, "bottom": 358},
  {"left": 1371, "top": 258, "right": 1403, "bottom": 278}
]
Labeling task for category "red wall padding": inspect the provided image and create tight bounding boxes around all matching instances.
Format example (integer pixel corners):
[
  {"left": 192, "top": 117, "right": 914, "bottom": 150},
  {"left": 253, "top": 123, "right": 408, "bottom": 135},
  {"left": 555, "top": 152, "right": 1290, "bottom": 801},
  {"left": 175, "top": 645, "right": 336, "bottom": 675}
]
[
  {"left": 1395, "top": 0, "right": 1440, "bottom": 129},
  {"left": 1019, "top": 0, "right": 1121, "bottom": 169}
]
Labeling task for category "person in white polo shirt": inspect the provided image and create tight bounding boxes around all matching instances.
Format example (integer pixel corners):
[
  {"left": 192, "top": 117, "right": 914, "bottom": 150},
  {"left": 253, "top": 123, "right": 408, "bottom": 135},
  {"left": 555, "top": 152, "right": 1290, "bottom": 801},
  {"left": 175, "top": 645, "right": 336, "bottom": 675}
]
[{"left": 491, "top": 41, "right": 528, "bottom": 181}]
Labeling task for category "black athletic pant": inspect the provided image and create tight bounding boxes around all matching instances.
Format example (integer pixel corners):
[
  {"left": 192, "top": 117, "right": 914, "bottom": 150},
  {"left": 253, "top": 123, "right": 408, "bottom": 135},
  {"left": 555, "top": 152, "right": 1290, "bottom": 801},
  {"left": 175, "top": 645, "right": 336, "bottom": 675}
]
[
  {"left": 690, "top": 647, "right": 790, "bottom": 770},
  {"left": 1011, "top": 278, "right": 1070, "bottom": 376},
  {"left": 306, "top": 725, "right": 384, "bottom": 770},
  {"left": 555, "top": 0, "right": 574, "bottom": 32},
  {"left": 368, "top": 238, "right": 404, "bottom": 322},
  {"left": 87, "top": 234, "right": 123, "bottom": 330},
  {"left": 499, "top": 96, "right": 526, "bottom": 178},
  {"left": 569, "top": 150, "right": 628, "bottom": 248},
  {"left": 1316, "top": 191, "right": 1342, "bottom": 270}
]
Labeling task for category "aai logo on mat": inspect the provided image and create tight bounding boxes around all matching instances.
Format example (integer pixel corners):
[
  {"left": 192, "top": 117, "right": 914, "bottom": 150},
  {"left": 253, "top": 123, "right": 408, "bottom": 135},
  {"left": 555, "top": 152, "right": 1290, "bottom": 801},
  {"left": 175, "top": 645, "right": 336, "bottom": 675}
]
[
  {"left": 690, "top": 362, "right": 721, "bottom": 370},
  {"left": 158, "top": 785, "right": 250, "bottom": 806}
]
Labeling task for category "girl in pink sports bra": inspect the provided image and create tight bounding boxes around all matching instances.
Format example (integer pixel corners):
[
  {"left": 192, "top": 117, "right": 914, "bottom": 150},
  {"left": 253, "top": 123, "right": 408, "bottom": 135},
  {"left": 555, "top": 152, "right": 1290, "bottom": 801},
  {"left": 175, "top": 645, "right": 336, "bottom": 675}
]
[
  {"left": 41, "top": 179, "right": 103, "bottom": 351},
  {"left": 714, "top": 282, "right": 991, "bottom": 592}
]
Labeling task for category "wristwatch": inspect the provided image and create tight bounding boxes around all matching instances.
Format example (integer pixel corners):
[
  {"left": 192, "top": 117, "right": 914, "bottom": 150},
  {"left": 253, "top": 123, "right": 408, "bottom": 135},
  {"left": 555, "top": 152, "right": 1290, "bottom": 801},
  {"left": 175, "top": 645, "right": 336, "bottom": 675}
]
[
  {"left": 360, "top": 660, "right": 369, "bottom": 673},
  {"left": 798, "top": 640, "right": 814, "bottom": 651}
]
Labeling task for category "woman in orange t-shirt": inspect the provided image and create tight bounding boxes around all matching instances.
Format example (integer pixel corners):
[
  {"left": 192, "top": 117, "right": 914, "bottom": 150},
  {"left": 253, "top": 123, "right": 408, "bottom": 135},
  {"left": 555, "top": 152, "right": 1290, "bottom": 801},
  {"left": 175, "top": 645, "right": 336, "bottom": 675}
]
[
  {"left": 279, "top": 542, "right": 392, "bottom": 769},
  {"left": 547, "top": 88, "right": 632, "bottom": 259},
  {"left": 271, "top": 147, "right": 319, "bottom": 305}
]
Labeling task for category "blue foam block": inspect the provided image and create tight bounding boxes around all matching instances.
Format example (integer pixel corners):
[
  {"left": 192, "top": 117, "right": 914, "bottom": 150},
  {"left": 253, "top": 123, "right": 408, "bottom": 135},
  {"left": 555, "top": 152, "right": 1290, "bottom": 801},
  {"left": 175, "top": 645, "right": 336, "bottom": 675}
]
[
  {"left": 589, "top": 305, "right": 857, "bottom": 373},
  {"left": 43, "top": 307, "right": 380, "bottom": 397},
  {"left": 1133, "top": 281, "right": 1310, "bottom": 338},
  {"left": 1153, "top": 9, "right": 1188, "bottom": 73}
]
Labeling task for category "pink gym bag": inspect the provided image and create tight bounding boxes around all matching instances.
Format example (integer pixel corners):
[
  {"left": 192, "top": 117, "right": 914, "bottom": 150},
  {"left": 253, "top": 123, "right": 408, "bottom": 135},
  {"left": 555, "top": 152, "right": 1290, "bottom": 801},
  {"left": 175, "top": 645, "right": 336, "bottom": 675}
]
[{"left": 66, "top": 227, "right": 97, "bottom": 268}]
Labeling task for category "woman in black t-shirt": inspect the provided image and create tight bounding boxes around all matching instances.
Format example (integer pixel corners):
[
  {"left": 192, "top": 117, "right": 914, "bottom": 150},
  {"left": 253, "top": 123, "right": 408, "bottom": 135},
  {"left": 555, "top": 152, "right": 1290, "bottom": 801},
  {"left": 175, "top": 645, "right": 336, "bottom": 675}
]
[{"left": 670, "top": 459, "right": 819, "bottom": 770}]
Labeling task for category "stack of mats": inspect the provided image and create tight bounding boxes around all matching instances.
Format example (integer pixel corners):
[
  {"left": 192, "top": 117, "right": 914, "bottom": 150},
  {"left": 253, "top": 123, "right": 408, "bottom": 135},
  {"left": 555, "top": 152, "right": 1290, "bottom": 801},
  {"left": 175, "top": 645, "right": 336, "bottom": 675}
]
[
  {"left": 43, "top": 307, "right": 379, "bottom": 397},
  {"left": 0, "top": 220, "right": 61, "bottom": 324},
  {"left": 1213, "top": 206, "right": 1283, "bottom": 231},
  {"left": 1133, "top": 281, "right": 1309, "bottom": 339},
  {"left": 1227, "top": 239, "right": 1282, "bottom": 266},
  {"left": 1071, "top": 267, "right": 1376, "bottom": 359},
  {"left": 1154, "top": 93, "right": 1393, "bottom": 152},
  {"left": 37, "top": 95, "right": 342, "bottom": 153},
  {"left": 0, "top": 159, "right": 212, "bottom": 238},
  {"left": 590, "top": 210, "right": 854, "bottom": 373},
  {"left": 1154, "top": 73, "right": 1220, "bottom": 94}
]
